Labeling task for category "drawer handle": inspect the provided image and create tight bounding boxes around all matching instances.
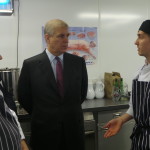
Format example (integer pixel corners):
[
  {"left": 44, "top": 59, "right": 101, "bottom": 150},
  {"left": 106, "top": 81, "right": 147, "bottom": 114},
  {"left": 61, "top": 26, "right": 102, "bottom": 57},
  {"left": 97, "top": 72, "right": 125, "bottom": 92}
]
[
  {"left": 85, "top": 131, "right": 95, "bottom": 135},
  {"left": 100, "top": 126, "right": 108, "bottom": 131},
  {"left": 98, "top": 124, "right": 108, "bottom": 131},
  {"left": 113, "top": 112, "right": 121, "bottom": 118},
  {"left": 101, "top": 127, "right": 108, "bottom": 131}
]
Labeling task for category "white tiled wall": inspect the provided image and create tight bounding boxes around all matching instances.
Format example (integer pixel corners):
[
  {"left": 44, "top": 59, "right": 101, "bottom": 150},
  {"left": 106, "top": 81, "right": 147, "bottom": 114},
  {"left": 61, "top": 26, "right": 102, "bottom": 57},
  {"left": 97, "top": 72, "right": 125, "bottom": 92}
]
[{"left": 0, "top": 0, "right": 149, "bottom": 90}]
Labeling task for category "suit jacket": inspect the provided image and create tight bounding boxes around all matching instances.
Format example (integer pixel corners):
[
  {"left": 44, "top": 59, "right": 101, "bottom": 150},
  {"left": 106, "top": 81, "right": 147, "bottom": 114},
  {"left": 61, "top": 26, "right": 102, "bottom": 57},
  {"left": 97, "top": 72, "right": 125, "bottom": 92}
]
[{"left": 18, "top": 51, "right": 88, "bottom": 150}]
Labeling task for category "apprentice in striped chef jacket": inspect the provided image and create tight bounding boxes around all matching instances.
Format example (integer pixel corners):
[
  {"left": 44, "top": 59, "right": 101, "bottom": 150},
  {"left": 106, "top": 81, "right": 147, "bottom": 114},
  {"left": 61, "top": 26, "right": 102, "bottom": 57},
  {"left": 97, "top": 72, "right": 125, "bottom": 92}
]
[
  {"left": 0, "top": 55, "right": 29, "bottom": 150},
  {"left": 103, "top": 20, "right": 150, "bottom": 150}
]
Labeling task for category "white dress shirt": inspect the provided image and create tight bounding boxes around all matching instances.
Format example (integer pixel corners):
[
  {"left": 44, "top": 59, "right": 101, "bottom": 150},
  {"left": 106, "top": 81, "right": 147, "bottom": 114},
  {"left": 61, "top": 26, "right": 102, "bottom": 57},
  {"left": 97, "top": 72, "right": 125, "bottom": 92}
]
[
  {"left": 45, "top": 49, "right": 63, "bottom": 79},
  {"left": 126, "top": 63, "right": 150, "bottom": 116}
]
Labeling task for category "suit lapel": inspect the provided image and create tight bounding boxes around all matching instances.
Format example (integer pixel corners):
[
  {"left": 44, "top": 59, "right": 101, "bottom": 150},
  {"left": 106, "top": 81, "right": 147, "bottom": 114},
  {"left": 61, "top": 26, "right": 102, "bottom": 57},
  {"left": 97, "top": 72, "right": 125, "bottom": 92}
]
[
  {"left": 37, "top": 51, "right": 58, "bottom": 91},
  {"left": 37, "top": 52, "right": 77, "bottom": 98},
  {"left": 63, "top": 53, "right": 74, "bottom": 97}
]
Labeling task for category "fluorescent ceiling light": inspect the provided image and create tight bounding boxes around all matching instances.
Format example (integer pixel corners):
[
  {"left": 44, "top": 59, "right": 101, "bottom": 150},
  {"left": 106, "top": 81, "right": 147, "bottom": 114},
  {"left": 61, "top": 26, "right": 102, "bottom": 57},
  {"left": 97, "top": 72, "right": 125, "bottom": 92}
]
[
  {"left": 78, "top": 13, "right": 99, "bottom": 19},
  {"left": 101, "top": 14, "right": 140, "bottom": 20},
  {"left": 78, "top": 13, "right": 140, "bottom": 20}
]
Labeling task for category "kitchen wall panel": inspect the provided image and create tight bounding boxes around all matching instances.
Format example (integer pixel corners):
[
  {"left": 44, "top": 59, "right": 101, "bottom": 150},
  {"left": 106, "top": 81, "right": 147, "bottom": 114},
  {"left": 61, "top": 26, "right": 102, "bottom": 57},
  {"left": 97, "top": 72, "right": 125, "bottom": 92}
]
[
  {"left": 98, "top": 0, "right": 148, "bottom": 89},
  {"left": 0, "top": 0, "right": 149, "bottom": 90},
  {"left": 17, "top": 0, "right": 99, "bottom": 67},
  {"left": 0, "top": 0, "right": 19, "bottom": 68}
]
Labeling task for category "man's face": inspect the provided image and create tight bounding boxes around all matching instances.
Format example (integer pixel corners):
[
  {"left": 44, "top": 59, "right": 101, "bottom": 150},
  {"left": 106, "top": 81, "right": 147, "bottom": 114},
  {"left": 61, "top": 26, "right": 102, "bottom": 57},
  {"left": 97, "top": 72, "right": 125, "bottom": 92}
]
[
  {"left": 45, "top": 27, "right": 69, "bottom": 56},
  {"left": 135, "top": 31, "right": 150, "bottom": 58}
]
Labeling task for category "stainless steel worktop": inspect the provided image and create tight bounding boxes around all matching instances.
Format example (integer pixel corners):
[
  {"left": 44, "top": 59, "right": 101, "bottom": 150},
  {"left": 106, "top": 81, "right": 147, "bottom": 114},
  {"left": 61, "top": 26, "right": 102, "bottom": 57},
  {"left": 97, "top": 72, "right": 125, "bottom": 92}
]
[
  {"left": 82, "top": 98, "right": 129, "bottom": 112},
  {"left": 18, "top": 98, "right": 129, "bottom": 120}
]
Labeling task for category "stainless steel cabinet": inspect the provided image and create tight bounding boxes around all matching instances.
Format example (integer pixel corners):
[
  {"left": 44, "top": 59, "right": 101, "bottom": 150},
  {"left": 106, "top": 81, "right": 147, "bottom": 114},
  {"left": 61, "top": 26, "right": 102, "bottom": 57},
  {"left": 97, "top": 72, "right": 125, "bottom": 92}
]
[
  {"left": 84, "top": 120, "right": 96, "bottom": 150},
  {"left": 98, "top": 109, "right": 135, "bottom": 150}
]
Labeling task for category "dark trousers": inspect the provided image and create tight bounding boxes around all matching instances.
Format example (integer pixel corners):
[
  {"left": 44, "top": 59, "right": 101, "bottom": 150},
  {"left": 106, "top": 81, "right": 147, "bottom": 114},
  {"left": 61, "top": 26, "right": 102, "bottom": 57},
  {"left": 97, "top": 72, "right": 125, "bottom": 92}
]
[
  {"left": 30, "top": 124, "right": 67, "bottom": 150},
  {"left": 30, "top": 122, "right": 85, "bottom": 150}
]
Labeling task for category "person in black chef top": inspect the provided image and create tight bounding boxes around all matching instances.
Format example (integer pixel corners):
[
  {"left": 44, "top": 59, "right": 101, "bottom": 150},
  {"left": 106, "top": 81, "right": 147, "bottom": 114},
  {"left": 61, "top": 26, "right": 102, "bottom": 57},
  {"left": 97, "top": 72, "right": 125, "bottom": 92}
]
[
  {"left": 0, "top": 55, "right": 29, "bottom": 150},
  {"left": 103, "top": 20, "right": 150, "bottom": 150}
]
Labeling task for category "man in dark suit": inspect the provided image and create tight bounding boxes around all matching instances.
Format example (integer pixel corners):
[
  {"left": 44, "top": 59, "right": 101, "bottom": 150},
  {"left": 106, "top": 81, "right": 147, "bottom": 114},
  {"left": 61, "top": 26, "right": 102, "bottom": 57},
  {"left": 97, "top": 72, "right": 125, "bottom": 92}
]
[{"left": 18, "top": 19, "right": 88, "bottom": 150}]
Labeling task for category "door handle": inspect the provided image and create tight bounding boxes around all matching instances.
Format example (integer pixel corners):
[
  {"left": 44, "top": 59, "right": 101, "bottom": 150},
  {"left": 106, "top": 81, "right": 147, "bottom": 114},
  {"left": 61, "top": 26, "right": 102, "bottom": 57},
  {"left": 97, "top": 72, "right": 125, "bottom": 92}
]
[
  {"left": 97, "top": 123, "right": 108, "bottom": 131},
  {"left": 100, "top": 127, "right": 108, "bottom": 131},
  {"left": 113, "top": 112, "right": 121, "bottom": 118},
  {"left": 85, "top": 131, "right": 95, "bottom": 135}
]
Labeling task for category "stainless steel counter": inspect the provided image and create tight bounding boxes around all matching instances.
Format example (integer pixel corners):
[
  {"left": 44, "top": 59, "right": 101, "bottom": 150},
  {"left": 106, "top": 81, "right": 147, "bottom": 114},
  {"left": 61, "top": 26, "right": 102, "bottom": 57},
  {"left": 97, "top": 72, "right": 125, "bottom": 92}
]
[
  {"left": 18, "top": 98, "right": 129, "bottom": 120},
  {"left": 82, "top": 98, "right": 129, "bottom": 112}
]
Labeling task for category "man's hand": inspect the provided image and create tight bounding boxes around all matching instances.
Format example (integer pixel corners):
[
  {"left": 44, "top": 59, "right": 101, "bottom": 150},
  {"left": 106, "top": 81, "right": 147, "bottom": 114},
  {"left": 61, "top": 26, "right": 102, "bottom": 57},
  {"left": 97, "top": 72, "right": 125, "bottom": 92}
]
[
  {"left": 103, "top": 117, "right": 123, "bottom": 138},
  {"left": 103, "top": 113, "right": 133, "bottom": 138},
  {"left": 21, "top": 140, "right": 29, "bottom": 150}
]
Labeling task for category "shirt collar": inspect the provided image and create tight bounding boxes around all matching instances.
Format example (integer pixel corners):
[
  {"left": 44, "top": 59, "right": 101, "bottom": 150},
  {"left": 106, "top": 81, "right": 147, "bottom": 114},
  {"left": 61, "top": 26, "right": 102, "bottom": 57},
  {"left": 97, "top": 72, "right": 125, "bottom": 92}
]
[{"left": 45, "top": 49, "right": 64, "bottom": 63}]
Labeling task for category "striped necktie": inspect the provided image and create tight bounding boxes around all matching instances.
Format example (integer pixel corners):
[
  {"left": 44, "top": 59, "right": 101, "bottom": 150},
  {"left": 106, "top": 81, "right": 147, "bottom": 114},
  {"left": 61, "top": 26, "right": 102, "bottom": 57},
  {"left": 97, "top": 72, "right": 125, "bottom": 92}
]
[{"left": 55, "top": 57, "right": 64, "bottom": 97}]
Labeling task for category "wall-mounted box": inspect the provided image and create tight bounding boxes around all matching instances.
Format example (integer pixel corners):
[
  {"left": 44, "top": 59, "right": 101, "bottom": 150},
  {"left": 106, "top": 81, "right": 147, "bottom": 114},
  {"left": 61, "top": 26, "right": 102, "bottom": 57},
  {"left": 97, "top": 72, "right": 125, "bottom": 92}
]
[{"left": 0, "top": 0, "right": 14, "bottom": 16}]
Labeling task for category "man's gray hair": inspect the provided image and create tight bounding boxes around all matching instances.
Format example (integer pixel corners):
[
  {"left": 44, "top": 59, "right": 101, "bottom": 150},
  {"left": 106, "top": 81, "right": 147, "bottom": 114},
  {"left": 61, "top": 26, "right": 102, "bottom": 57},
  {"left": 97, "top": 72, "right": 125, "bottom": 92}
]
[{"left": 44, "top": 19, "right": 69, "bottom": 35}]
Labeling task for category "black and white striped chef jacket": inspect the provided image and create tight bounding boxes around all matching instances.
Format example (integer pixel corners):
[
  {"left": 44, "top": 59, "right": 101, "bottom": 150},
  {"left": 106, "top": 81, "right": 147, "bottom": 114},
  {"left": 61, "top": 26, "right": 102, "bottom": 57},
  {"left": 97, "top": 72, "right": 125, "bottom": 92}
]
[{"left": 0, "top": 80, "right": 25, "bottom": 150}]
